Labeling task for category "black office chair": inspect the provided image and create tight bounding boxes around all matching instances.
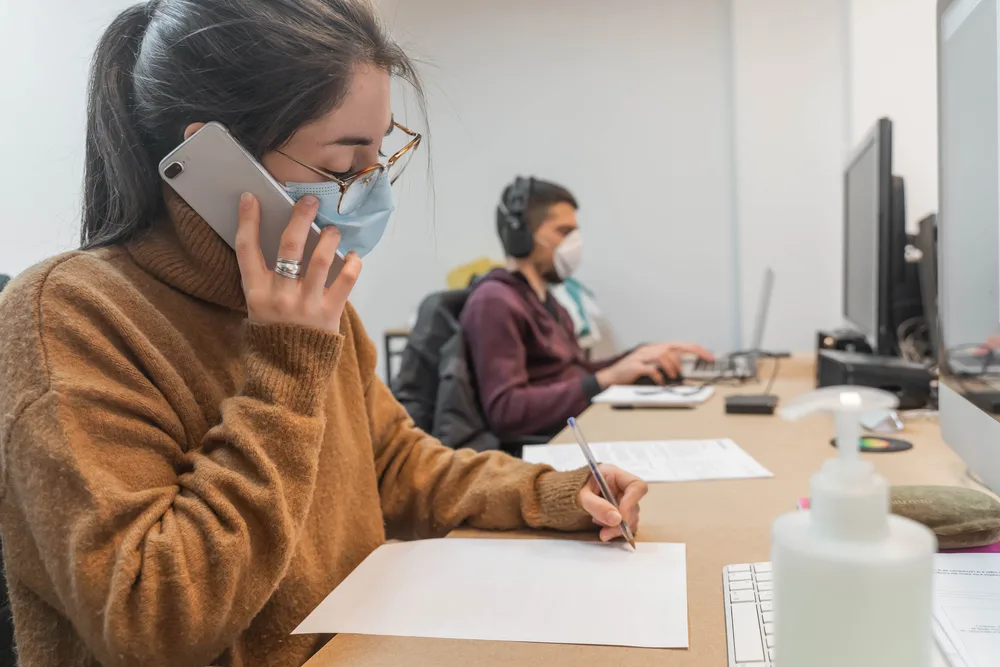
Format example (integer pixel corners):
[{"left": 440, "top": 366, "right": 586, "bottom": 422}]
[
  {"left": 392, "top": 289, "right": 548, "bottom": 456},
  {"left": 0, "top": 274, "right": 14, "bottom": 665}
]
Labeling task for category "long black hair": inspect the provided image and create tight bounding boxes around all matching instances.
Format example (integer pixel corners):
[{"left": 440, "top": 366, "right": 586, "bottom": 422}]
[{"left": 82, "top": 0, "right": 423, "bottom": 249}]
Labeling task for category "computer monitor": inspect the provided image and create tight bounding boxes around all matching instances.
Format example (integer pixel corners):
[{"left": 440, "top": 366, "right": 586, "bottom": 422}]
[
  {"left": 843, "top": 119, "right": 892, "bottom": 352},
  {"left": 843, "top": 118, "right": 918, "bottom": 356},
  {"left": 914, "top": 214, "right": 941, "bottom": 364},
  {"left": 937, "top": 0, "right": 1000, "bottom": 494}
]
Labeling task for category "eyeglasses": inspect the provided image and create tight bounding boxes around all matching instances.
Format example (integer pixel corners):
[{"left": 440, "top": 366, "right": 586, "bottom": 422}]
[{"left": 277, "top": 120, "right": 422, "bottom": 215}]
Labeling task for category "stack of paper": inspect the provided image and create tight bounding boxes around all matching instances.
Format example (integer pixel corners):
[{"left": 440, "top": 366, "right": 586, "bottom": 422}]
[
  {"left": 592, "top": 384, "right": 714, "bottom": 407},
  {"left": 295, "top": 538, "right": 690, "bottom": 649},
  {"left": 523, "top": 438, "right": 773, "bottom": 483},
  {"left": 933, "top": 553, "right": 1000, "bottom": 667}
]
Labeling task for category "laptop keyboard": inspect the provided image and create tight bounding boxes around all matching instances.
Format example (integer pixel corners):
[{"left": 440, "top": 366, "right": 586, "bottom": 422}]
[{"left": 684, "top": 356, "right": 754, "bottom": 378}]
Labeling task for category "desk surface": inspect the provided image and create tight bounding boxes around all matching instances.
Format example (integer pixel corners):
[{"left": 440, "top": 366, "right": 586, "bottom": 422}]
[{"left": 306, "top": 358, "right": 981, "bottom": 667}]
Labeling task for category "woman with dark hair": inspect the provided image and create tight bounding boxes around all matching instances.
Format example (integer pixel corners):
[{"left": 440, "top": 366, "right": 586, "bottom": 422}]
[{"left": 0, "top": 2, "right": 646, "bottom": 666}]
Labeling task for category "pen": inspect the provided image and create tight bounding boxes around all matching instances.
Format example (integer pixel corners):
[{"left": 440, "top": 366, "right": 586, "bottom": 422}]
[{"left": 567, "top": 417, "right": 637, "bottom": 551}]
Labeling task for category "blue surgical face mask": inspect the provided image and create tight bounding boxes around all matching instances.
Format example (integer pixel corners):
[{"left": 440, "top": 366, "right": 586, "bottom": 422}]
[{"left": 284, "top": 171, "right": 396, "bottom": 257}]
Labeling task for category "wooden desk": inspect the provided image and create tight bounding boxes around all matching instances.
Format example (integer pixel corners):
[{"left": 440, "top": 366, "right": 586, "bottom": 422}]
[{"left": 307, "top": 358, "right": 980, "bottom": 667}]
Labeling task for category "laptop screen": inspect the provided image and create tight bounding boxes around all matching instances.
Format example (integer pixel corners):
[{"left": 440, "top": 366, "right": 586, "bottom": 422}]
[{"left": 749, "top": 269, "right": 775, "bottom": 353}]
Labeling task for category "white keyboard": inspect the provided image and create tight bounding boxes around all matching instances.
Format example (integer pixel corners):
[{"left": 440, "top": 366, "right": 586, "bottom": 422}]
[
  {"left": 723, "top": 562, "right": 775, "bottom": 666},
  {"left": 724, "top": 562, "right": 952, "bottom": 667}
]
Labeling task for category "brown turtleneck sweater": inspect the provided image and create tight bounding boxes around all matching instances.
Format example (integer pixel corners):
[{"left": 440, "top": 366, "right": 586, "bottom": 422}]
[{"left": 0, "top": 189, "right": 593, "bottom": 667}]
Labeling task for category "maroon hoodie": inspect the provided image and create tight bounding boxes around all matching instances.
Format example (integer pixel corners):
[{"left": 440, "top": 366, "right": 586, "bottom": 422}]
[{"left": 460, "top": 269, "right": 624, "bottom": 439}]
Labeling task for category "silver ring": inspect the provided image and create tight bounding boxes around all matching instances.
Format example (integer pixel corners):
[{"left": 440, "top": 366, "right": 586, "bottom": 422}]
[{"left": 275, "top": 258, "right": 303, "bottom": 280}]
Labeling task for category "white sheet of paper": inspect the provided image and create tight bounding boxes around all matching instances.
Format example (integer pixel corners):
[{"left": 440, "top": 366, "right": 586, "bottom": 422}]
[
  {"left": 933, "top": 554, "right": 1000, "bottom": 667},
  {"left": 935, "top": 616, "right": 968, "bottom": 667},
  {"left": 592, "top": 384, "right": 714, "bottom": 407},
  {"left": 522, "top": 439, "right": 773, "bottom": 483},
  {"left": 294, "top": 539, "right": 689, "bottom": 649}
]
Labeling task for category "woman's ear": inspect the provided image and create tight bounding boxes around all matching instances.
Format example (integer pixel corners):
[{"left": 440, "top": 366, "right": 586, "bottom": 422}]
[{"left": 183, "top": 122, "right": 206, "bottom": 140}]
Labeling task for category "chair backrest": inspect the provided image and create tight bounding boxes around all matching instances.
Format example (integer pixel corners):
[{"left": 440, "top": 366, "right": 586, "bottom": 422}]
[
  {"left": 392, "top": 289, "right": 506, "bottom": 453},
  {"left": 392, "top": 290, "right": 471, "bottom": 433}
]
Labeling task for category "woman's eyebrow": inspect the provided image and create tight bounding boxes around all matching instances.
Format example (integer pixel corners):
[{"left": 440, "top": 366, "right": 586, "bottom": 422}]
[{"left": 324, "top": 116, "right": 395, "bottom": 147}]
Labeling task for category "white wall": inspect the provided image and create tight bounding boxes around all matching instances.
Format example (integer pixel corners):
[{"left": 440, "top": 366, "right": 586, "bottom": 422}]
[
  {"left": 0, "top": 0, "right": 134, "bottom": 276},
  {"left": 730, "top": 0, "right": 849, "bottom": 352},
  {"left": 362, "top": 0, "right": 738, "bottom": 379},
  {"left": 849, "top": 0, "right": 939, "bottom": 231}
]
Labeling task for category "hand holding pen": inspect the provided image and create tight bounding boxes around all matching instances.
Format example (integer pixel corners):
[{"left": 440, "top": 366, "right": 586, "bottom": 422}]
[{"left": 569, "top": 418, "right": 648, "bottom": 549}]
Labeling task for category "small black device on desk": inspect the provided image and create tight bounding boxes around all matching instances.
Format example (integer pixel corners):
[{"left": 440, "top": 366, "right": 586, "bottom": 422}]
[
  {"left": 817, "top": 349, "right": 933, "bottom": 409},
  {"left": 725, "top": 394, "right": 779, "bottom": 415}
]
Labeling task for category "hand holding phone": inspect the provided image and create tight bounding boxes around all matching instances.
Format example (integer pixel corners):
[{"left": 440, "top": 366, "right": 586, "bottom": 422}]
[
  {"left": 236, "top": 193, "right": 361, "bottom": 334},
  {"left": 159, "top": 122, "right": 345, "bottom": 287}
]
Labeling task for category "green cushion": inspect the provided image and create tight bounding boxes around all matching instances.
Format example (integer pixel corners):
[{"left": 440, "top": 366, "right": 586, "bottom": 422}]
[{"left": 891, "top": 486, "right": 1000, "bottom": 549}]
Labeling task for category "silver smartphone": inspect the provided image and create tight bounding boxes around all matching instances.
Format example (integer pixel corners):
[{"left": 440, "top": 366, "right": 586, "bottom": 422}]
[{"left": 158, "top": 121, "right": 344, "bottom": 285}]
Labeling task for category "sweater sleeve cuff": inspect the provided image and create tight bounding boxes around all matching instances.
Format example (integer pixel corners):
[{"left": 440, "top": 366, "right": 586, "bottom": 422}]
[
  {"left": 530, "top": 467, "right": 595, "bottom": 532},
  {"left": 581, "top": 374, "right": 603, "bottom": 401},
  {"left": 242, "top": 322, "right": 344, "bottom": 414}
]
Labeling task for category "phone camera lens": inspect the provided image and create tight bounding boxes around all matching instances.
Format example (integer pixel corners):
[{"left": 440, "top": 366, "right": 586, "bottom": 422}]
[{"left": 164, "top": 162, "right": 184, "bottom": 179}]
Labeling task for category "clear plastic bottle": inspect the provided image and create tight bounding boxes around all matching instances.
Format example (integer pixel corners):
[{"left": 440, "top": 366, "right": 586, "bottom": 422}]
[{"left": 772, "top": 386, "right": 937, "bottom": 667}]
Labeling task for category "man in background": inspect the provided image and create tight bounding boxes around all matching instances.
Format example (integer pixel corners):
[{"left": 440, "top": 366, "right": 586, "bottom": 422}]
[{"left": 460, "top": 177, "right": 712, "bottom": 439}]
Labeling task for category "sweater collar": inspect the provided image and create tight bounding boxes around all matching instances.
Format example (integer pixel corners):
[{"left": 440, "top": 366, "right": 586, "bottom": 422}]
[{"left": 128, "top": 186, "right": 246, "bottom": 310}]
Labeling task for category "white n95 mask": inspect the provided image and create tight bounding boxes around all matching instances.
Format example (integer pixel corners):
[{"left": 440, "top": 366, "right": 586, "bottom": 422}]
[{"left": 553, "top": 230, "right": 583, "bottom": 280}]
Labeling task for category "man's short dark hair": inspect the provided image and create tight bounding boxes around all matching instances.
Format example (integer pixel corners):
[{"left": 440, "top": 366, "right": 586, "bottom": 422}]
[{"left": 498, "top": 178, "right": 578, "bottom": 234}]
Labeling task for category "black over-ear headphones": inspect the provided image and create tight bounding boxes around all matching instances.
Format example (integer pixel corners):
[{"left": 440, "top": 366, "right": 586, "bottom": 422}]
[{"left": 497, "top": 176, "right": 536, "bottom": 258}]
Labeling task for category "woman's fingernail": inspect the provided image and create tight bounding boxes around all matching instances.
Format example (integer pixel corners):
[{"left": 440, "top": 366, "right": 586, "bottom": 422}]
[
  {"left": 301, "top": 195, "right": 318, "bottom": 206},
  {"left": 240, "top": 192, "right": 252, "bottom": 208},
  {"left": 607, "top": 510, "right": 622, "bottom": 524}
]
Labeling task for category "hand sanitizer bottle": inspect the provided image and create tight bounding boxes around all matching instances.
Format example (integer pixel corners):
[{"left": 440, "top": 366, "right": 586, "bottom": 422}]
[{"left": 772, "top": 386, "right": 936, "bottom": 667}]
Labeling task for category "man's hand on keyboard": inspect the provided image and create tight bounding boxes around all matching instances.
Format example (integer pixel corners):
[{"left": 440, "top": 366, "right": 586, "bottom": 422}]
[
  {"left": 631, "top": 342, "right": 714, "bottom": 379},
  {"left": 596, "top": 342, "right": 713, "bottom": 387}
]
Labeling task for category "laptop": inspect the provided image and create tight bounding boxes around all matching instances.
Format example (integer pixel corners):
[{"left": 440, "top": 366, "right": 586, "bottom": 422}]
[{"left": 683, "top": 268, "right": 775, "bottom": 381}]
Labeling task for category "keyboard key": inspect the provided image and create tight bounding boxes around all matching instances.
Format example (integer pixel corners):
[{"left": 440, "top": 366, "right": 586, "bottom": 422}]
[
  {"left": 731, "top": 602, "right": 765, "bottom": 663},
  {"left": 769, "top": 648, "right": 775, "bottom": 660},
  {"left": 761, "top": 611, "right": 774, "bottom": 623},
  {"left": 757, "top": 581, "right": 773, "bottom": 591},
  {"left": 730, "top": 580, "right": 753, "bottom": 591},
  {"left": 729, "top": 564, "right": 751, "bottom": 572},
  {"left": 758, "top": 591, "right": 773, "bottom": 601},
  {"left": 754, "top": 562, "right": 772, "bottom": 573},
  {"left": 729, "top": 571, "right": 752, "bottom": 581},
  {"left": 755, "top": 571, "right": 773, "bottom": 582},
  {"left": 760, "top": 601, "right": 773, "bottom": 612},
  {"left": 764, "top": 622, "right": 775, "bottom": 635},
  {"left": 730, "top": 590, "right": 756, "bottom": 603},
  {"left": 766, "top": 635, "right": 775, "bottom": 648}
]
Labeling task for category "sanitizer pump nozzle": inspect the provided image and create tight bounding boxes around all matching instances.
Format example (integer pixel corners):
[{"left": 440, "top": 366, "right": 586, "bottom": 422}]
[{"left": 770, "top": 386, "right": 937, "bottom": 667}]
